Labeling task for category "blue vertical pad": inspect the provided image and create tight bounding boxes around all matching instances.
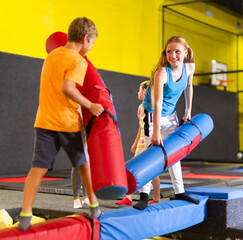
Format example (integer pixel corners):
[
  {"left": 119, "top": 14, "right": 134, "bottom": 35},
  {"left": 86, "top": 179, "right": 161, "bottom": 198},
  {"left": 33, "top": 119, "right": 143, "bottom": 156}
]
[{"left": 99, "top": 194, "right": 208, "bottom": 240}]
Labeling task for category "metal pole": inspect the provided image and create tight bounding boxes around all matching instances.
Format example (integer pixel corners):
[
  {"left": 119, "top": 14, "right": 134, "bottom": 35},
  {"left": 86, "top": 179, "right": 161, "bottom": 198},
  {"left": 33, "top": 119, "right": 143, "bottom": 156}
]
[
  {"left": 194, "top": 69, "right": 243, "bottom": 76},
  {"left": 165, "top": 7, "right": 238, "bottom": 36},
  {"left": 162, "top": 0, "right": 208, "bottom": 8},
  {"left": 236, "top": 34, "right": 240, "bottom": 153},
  {"left": 162, "top": 5, "right": 165, "bottom": 48}
]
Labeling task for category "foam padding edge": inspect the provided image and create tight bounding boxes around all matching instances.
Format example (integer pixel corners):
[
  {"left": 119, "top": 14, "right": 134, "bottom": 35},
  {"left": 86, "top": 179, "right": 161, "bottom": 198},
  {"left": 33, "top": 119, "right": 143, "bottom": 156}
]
[{"left": 185, "top": 186, "right": 243, "bottom": 200}]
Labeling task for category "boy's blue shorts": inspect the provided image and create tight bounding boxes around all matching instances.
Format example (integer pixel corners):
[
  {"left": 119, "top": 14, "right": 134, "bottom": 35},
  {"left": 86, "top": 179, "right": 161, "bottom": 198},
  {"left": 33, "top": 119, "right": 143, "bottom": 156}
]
[{"left": 32, "top": 128, "right": 87, "bottom": 170}]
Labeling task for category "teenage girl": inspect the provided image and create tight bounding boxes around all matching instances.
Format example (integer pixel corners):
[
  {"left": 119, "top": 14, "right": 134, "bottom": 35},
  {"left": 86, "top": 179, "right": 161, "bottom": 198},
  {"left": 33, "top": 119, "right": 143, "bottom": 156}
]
[{"left": 134, "top": 36, "right": 199, "bottom": 210}]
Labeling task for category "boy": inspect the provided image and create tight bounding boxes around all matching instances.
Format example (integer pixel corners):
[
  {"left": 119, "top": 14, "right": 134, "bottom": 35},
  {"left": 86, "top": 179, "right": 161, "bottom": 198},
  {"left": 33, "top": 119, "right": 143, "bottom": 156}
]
[{"left": 18, "top": 17, "right": 103, "bottom": 231}]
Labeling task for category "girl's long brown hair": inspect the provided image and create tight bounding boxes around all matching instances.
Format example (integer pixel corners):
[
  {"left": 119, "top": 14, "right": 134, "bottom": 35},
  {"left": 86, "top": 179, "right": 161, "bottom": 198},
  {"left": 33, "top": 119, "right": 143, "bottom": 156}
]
[{"left": 150, "top": 36, "right": 194, "bottom": 85}]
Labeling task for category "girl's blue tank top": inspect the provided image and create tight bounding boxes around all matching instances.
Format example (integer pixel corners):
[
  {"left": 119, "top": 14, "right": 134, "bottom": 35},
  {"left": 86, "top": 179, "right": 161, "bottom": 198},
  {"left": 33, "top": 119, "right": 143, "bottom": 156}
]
[{"left": 142, "top": 63, "right": 188, "bottom": 117}]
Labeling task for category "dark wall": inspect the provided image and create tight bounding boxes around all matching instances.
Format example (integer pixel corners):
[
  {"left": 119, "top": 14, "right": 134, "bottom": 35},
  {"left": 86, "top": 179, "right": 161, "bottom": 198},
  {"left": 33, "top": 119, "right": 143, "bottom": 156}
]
[
  {"left": 0, "top": 52, "right": 146, "bottom": 175},
  {"left": 0, "top": 52, "right": 71, "bottom": 174},
  {"left": 0, "top": 51, "right": 239, "bottom": 174},
  {"left": 176, "top": 85, "right": 238, "bottom": 162}
]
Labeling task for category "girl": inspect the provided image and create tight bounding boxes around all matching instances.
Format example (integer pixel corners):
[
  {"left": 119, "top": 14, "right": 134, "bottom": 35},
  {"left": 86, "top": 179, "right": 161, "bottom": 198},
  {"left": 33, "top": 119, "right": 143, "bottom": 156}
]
[{"left": 134, "top": 36, "right": 199, "bottom": 210}]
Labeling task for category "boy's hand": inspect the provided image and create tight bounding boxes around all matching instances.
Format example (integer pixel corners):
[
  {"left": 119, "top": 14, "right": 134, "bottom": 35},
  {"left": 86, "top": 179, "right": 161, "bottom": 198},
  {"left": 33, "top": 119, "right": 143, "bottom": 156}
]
[{"left": 89, "top": 103, "right": 104, "bottom": 117}]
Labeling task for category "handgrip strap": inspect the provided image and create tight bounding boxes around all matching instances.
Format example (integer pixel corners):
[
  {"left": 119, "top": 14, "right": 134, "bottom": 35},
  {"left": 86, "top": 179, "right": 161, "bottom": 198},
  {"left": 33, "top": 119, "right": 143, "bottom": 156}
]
[
  {"left": 180, "top": 119, "right": 202, "bottom": 135},
  {"left": 86, "top": 109, "right": 117, "bottom": 138},
  {"left": 148, "top": 143, "right": 168, "bottom": 171}
]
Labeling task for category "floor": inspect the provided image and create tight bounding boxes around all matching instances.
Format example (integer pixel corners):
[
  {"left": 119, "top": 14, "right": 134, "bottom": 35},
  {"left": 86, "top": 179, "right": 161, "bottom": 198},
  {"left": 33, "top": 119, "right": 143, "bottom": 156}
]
[{"left": 1, "top": 161, "right": 243, "bottom": 239}]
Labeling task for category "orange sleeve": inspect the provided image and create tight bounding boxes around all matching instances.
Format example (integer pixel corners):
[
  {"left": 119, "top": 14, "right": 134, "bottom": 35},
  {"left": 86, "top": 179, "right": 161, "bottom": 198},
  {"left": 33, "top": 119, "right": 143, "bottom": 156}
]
[{"left": 65, "top": 59, "right": 87, "bottom": 86}]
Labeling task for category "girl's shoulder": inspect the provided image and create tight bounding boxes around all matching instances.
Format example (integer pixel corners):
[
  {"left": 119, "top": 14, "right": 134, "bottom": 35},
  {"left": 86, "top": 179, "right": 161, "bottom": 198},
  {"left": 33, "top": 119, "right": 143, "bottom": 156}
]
[
  {"left": 155, "top": 67, "right": 167, "bottom": 84},
  {"left": 157, "top": 66, "right": 167, "bottom": 75},
  {"left": 185, "top": 62, "right": 195, "bottom": 76}
]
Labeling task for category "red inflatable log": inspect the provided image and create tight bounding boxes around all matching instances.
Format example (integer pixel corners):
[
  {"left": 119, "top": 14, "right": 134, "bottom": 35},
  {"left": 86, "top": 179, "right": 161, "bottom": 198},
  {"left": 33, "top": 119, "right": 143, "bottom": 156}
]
[
  {"left": 77, "top": 57, "right": 128, "bottom": 199},
  {"left": 0, "top": 214, "right": 100, "bottom": 240}
]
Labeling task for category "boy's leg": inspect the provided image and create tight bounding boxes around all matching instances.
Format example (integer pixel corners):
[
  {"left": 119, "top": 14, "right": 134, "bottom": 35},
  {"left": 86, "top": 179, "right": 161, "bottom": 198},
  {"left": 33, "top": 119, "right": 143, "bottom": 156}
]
[
  {"left": 18, "top": 167, "right": 47, "bottom": 231},
  {"left": 78, "top": 162, "right": 101, "bottom": 218},
  {"left": 60, "top": 131, "right": 101, "bottom": 217}
]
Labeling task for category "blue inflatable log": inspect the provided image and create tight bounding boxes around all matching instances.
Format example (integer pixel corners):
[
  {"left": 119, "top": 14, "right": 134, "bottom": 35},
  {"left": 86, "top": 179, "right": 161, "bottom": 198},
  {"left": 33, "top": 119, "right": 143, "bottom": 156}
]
[{"left": 125, "top": 113, "right": 214, "bottom": 194}]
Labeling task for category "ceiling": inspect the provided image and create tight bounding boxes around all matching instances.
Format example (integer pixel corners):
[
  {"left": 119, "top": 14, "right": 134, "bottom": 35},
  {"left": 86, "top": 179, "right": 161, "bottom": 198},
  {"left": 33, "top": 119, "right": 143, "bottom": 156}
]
[{"left": 209, "top": 0, "right": 243, "bottom": 16}]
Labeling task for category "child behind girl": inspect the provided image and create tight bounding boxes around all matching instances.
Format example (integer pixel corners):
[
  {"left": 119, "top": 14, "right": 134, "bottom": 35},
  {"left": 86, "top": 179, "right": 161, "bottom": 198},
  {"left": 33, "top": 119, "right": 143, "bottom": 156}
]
[{"left": 116, "top": 80, "right": 161, "bottom": 205}]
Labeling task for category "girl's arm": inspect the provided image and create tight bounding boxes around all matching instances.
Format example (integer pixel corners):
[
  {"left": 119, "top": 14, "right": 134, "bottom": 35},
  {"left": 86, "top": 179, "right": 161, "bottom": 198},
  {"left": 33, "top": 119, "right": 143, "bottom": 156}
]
[
  {"left": 131, "top": 128, "right": 141, "bottom": 153},
  {"left": 183, "top": 63, "right": 195, "bottom": 121},
  {"left": 151, "top": 68, "right": 167, "bottom": 146}
]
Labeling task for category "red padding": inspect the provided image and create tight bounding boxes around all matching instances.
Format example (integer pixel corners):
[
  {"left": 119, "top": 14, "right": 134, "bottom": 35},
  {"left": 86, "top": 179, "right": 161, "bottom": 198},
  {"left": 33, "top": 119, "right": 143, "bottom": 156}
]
[
  {"left": 0, "top": 177, "right": 64, "bottom": 183},
  {"left": 0, "top": 214, "right": 100, "bottom": 240},
  {"left": 167, "top": 134, "right": 201, "bottom": 169},
  {"left": 125, "top": 169, "right": 137, "bottom": 194},
  {"left": 46, "top": 32, "right": 68, "bottom": 54},
  {"left": 182, "top": 173, "right": 243, "bottom": 179},
  {"left": 88, "top": 113, "right": 128, "bottom": 194},
  {"left": 181, "top": 166, "right": 194, "bottom": 169}
]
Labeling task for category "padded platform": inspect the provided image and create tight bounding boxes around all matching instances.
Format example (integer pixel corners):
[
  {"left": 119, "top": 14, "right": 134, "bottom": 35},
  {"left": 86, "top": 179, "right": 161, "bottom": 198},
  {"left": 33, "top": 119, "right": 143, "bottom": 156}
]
[
  {"left": 185, "top": 186, "right": 243, "bottom": 200},
  {"left": 99, "top": 194, "right": 208, "bottom": 240},
  {"left": 167, "top": 197, "right": 243, "bottom": 240},
  {"left": 167, "top": 186, "right": 243, "bottom": 239}
]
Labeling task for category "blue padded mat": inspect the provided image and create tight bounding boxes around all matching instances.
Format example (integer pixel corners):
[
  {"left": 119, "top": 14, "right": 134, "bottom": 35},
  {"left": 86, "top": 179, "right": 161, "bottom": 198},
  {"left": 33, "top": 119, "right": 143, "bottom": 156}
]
[
  {"left": 99, "top": 194, "right": 208, "bottom": 240},
  {"left": 185, "top": 186, "right": 243, "bottom": 200},
  {"left": 233, "top": 168, "right": 243, "bottom": 172}
]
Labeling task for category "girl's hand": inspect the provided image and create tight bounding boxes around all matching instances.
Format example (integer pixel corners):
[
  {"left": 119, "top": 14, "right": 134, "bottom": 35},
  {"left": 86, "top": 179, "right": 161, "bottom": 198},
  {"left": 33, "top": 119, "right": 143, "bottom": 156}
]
[
  {"left": 182, "top": 111, "right": 191, "bottom": 121},
  {"left": 151, "top": 132, "right": 163, "bottom": 146}
]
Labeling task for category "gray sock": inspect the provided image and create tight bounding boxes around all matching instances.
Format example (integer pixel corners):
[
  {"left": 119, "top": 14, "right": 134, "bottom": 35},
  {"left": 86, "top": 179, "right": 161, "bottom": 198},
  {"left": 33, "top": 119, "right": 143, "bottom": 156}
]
[
  {"left": 17, "top": 215, "right": 32, "bottom": 231},
  {"left": 89, "top": 206, "right": 102, "bottom": 219},
  {"left": 71, "top": 167, "right": 82, "bottom": 197}
]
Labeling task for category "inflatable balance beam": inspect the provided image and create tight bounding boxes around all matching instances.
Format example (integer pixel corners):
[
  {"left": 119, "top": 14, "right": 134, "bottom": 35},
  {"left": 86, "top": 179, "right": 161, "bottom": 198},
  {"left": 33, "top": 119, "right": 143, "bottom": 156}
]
[
  {"left": 126, "top": 113, "right": 214, "bottom": 194},
  {"left": 99, "top": 194, "right": 208, "bottom": 239},
  {"left": 0, "top": 196, "right": 208, "bottom": 240}
]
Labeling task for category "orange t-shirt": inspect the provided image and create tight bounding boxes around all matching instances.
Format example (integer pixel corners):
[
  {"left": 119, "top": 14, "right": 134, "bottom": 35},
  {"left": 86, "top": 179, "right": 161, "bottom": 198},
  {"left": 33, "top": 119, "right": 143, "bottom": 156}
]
[{"left": 34, "top": 47, "right": 87, "bottom": 132}]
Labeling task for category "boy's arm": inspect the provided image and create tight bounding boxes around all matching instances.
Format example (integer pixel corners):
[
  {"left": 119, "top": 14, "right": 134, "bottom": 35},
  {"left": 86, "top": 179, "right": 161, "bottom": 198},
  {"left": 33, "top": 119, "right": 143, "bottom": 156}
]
[{"left": 62, "top": 79, "right": 104, "bottom": 117}]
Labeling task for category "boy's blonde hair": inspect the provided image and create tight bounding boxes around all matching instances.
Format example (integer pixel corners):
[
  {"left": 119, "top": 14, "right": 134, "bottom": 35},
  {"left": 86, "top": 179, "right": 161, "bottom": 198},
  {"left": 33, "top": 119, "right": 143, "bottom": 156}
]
[
  {"left": 68, "top": 17, "right": 98, "bottom": 42},
  {"left": 150, "top": 36, "right": 194, "bottom": 85}
]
